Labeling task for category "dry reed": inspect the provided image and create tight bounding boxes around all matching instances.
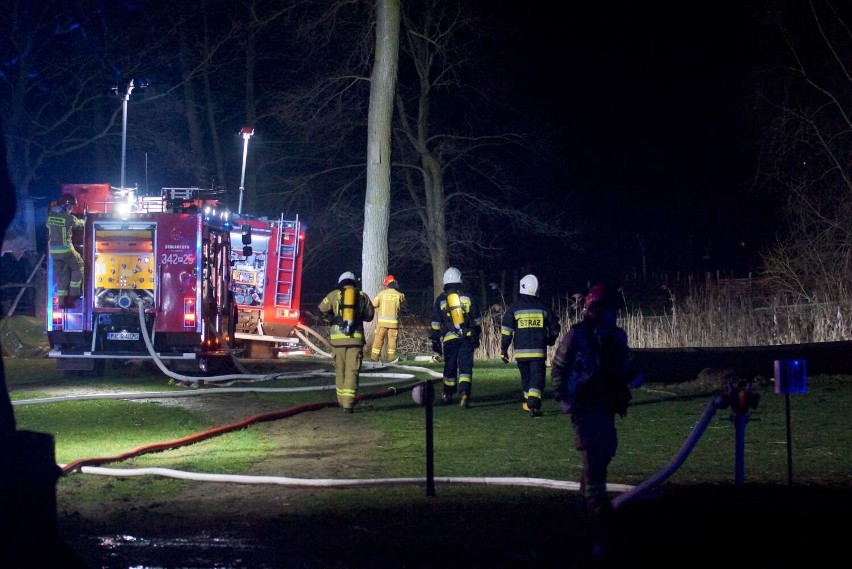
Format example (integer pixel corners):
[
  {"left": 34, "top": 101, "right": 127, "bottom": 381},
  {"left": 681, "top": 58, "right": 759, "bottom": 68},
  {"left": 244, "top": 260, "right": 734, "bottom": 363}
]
[{"left": 391, "top": 280, "right": 852, "bottom": 360}]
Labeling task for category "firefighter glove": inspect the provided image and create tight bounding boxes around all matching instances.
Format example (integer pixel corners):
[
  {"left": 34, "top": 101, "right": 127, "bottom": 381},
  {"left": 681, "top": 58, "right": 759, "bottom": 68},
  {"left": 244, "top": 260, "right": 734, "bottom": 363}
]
[
  {"left": 630, "top": 373, "right": 646, "bottom": 389},
  {"left": 501, "top": 352, "right": 509, "bottom": 364},
  {"left": 431, "top": 339, "right": 442, "bottom": 355}
]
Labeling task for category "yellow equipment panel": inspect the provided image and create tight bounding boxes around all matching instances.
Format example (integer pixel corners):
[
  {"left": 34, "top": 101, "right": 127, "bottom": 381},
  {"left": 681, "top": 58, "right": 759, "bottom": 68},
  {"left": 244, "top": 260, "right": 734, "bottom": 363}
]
[{"left": 94, "top": 254, "right": 155, "bottom": 290}]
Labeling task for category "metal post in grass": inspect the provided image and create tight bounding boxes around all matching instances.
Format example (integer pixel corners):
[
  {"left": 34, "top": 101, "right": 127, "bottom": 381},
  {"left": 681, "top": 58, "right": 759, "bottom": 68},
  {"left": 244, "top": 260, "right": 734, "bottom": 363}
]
[
  {"left": 424, "top": 380, "right": 435, "bottom": 497},
  {"left": 774, "top": 360, "right": 807, "bottom": 486}
]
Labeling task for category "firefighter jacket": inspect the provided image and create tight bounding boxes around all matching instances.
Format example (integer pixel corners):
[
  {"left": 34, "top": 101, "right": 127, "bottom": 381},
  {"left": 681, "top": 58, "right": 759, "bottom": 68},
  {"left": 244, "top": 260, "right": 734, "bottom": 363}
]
[
  {"left": 47, "top": 209, "right": 85, "bottom": 254},
  {"left": 551, "top": 312, "right": 634, "bottom": 416},
  {"left": 430, "top": 286, "right": 482, "bottom": 343},
  {"left": 318, "top": 286, "right": 375, "bottom": 347},
  {"left": 372, "top": 285, "right": 406, "bottom": 329},
  {"left": 500, "top": 294, "right": 561, "bottom": 359}
]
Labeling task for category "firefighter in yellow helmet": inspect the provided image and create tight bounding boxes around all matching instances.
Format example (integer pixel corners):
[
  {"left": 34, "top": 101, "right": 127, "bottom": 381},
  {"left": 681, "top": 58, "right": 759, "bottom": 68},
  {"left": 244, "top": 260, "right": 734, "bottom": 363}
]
[
  {"left": 318, "top": 271, "right": 375, "bottom": 412},
  {"left": 47, "top": 193, "right": 86, "bottom": 309},
  {"left": 370, "top": 274, "right": 406, "bottom": 363},
  {"left": 429, "top": 267, "right": 482, "bottom": 408}
]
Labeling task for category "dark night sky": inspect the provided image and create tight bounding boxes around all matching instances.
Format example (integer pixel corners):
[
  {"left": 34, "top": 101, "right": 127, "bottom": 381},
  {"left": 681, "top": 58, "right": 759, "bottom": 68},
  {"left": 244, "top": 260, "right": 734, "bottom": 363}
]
[{"left": 487, "top": 2, "right": 781, "bottom": 290}]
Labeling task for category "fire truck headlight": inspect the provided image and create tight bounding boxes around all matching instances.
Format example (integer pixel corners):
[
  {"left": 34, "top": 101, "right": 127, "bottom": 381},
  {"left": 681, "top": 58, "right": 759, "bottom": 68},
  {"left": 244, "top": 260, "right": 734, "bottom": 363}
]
[{"left": 116, "top": 202, "right": 133, "bottom": 218}]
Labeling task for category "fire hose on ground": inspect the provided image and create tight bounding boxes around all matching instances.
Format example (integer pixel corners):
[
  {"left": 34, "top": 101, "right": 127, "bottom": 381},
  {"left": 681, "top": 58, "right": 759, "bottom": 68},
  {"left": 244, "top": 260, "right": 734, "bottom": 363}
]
[
  {"left": 13, "top": 368, "right": 730, "bottom": 498},
  {"left": 136, "top": 298, "right": 340, "bottom": 385},
  {"left": 48, "top": 382, "right": 633, "bottom": 492}
]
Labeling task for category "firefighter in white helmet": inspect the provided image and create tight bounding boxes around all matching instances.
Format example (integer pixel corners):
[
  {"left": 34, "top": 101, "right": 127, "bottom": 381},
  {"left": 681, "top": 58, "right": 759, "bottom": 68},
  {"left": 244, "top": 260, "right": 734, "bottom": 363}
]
[
  {"left": 429, "top": 267, "right": 482, "bottom": 408},
  {"left": 500, "top": 274, "right": 561, "bottom": 417},
  {"left": 47, "top": 193, "right": 86, "bottom": 309},
  {"left": 318, "top": 271, "right": 375, "bottom": 413},
  {"left": 370, "top": 274, "right": 406, "bottom": 363}
]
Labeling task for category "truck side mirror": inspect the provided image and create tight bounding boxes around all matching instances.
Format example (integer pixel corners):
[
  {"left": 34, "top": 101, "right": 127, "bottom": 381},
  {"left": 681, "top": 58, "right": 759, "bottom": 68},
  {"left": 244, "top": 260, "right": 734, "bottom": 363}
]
[{"left": 241, "top": 224, "right": 252, "bottom": 245}]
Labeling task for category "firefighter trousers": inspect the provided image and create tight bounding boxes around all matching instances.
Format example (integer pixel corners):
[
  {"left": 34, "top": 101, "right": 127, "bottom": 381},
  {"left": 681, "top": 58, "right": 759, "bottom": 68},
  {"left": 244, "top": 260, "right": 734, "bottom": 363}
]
[
  {"left": 517, "top": 358, "right": 546, "bottom": 410},
  {"left": 441, "top": 337, "right": 475, "bottom": 398},
  {"left": 569, "top": 403, "right": 618, "bottom": 515},
  {"left": 332, "top": 345, "right": 364, "bottom": 410},
  {"left": 370, "top": 325, "right": 399, "bottom": 361},
  {"left": 50, "top": 249, "right": 84, "bottom": 297}
]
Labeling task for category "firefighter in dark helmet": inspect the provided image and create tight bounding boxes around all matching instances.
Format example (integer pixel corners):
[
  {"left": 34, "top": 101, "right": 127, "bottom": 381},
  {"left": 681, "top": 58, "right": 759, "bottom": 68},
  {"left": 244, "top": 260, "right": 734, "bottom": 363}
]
[
  {"left": 429, "top": 267, "right": 482, "bottom": 408},
  {"left": 319, "top": 271, "right": 375, "bottom": 412},
  {"left": 47, "top": 193, "right": 86, "bottom": 309},
  {"left": 501, "top": 274, "right": 561, "bottom": 417}
]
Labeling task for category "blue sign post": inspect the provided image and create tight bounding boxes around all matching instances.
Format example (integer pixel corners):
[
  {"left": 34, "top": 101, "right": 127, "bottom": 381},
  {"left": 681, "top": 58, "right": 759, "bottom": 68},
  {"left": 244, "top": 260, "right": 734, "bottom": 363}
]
[{"left": 774, "top": 360, "right": 807, "bottom": 485}]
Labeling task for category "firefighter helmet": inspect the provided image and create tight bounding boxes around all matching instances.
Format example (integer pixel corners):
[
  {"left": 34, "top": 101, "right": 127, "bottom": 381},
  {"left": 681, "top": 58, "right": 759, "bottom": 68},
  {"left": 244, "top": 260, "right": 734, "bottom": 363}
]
[
  {"left": 58, "top": 193, "right": 77, "bottom": 210},
  {"left": 443, "top": 267, "right": 462, "bottom": 286},
  {"left": 338, "top": 271, "right": 356, "bottom": 284},
  {"left": 384, "top": 275, "right": 396, "bottom": 287},
  {"left": 519, "top": 274, "right": 539, "bottom": 296},
  {"left": 584, "top": 282, "right": 617, "bottom": 319}
]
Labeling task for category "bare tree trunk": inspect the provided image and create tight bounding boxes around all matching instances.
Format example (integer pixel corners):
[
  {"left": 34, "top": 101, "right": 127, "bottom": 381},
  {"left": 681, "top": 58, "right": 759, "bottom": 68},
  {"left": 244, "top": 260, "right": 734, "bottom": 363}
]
[
  {"left": 362, "top": 0, "right": 401, "bottom": 340},
  {"left": 201, "top": 1, "right": 226, "bottom": 188},
  {"left": 0, "top": 122, "right": 16, "bottom": 434},
  {"left": 180, "top": 27, "right": 206, "bottom": 181},
  {"left": 243, "top": 2, "right": 259, "bottom": 213},
  {"left": 422, "top": 155, "right": 448, "bottom": 296}
]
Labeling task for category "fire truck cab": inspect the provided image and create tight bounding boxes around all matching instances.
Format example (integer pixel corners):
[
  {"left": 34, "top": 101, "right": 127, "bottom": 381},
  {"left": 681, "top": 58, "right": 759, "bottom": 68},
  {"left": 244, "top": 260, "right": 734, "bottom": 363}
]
[{"left": 46, "top": 183, "right": 307, "bottom": 375}]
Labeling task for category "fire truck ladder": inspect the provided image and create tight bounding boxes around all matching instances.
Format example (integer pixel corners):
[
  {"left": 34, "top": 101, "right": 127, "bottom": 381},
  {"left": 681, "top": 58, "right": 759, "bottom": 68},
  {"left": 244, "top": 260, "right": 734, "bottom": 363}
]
[{"left": 274, "top": 214, "right": 300, "bottom": 309}]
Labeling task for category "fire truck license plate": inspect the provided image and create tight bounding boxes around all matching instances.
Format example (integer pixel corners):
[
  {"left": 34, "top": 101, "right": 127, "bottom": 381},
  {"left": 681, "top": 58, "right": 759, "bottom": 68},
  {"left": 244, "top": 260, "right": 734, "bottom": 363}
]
[{"left": 106, "top": 332, "right": 140, "bottom": 341}]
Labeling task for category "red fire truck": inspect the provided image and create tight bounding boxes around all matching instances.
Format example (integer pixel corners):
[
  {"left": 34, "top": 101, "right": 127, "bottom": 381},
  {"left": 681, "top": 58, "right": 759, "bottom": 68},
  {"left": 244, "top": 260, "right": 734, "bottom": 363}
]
[{"left": 46, "top": 183, "right": 306, "bottom": 375}]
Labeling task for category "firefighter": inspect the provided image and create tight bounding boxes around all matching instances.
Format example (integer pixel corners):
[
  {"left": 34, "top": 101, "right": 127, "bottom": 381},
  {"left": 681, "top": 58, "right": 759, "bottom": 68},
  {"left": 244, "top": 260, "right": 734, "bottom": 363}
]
[
  {"left": 370, "top": 274, "right": 406, "bottom": 363},
  {"left": 318, "top": 271, "right": 375, "bottom": 413},
  {"left": 47, "top": 193, "right": 85, "bottom": 309},
  {"left": 500, "top": 274, "right": 561, "bottom": 417},
  {"left": 429, "top": 267, "right": 482, "bottom": 408},
  {"left": 550, "top": 281, "right": 638, "bottom": 557}
]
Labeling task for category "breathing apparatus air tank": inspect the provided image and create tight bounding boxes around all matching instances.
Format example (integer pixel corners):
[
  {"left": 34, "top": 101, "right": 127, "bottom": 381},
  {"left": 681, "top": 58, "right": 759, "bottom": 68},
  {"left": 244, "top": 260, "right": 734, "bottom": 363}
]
[
  {"left": 341, "top": 286, "right": 356, "bottom": 335},
  {"left": 446, "top": 292, "right": 465, "bottom": 333}
]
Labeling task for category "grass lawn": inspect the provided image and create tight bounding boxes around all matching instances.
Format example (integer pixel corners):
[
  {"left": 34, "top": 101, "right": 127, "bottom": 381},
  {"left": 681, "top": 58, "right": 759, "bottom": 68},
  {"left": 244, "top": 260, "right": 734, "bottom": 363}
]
[{"left": 4, "top": 356, "right": 851, "bottom": 567}]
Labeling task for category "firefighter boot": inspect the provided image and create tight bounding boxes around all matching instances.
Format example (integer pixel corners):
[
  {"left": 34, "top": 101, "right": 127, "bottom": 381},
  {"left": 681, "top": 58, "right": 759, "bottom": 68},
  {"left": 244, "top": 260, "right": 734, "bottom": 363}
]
[
  {"left": 459, "top": 394, "right": 469, "bottom": 409},
  {"left": 62, "top": 295, "right": 78, "bottom": 309}
]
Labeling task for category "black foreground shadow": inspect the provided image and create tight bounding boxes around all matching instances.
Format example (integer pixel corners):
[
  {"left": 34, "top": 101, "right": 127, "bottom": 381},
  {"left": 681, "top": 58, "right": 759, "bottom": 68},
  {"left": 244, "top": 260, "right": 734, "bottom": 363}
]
[
  {"left": 609, "top": 484, "right": 852, "bottom": 568},
  {"left": 58, "top": 483, "right": 852, "bottom": 569}
]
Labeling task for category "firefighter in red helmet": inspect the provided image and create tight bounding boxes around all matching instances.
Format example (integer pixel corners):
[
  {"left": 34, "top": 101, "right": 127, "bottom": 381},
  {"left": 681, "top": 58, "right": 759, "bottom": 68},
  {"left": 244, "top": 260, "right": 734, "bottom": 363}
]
[
  {"left": 370, "top": 274, "right": 406, "bottom": 363},
  {"left": 47, "top": 193, "right": 86, "bottom": 309},
  {"left": 550, "top": 280, "right": 641, "bottom": 561}
]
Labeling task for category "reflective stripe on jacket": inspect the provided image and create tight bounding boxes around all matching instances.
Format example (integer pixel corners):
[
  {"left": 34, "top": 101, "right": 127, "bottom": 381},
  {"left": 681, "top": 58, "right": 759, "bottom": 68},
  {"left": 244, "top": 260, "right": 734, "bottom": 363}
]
[
  {"left": 372, "top": 287, "right": 405, "bottom": 328},
  {"left": 318, "top": 286, "right": 375, "bottom": 347},
  {"left": 47, "top": 211, "right": 84, "bottom": 253},
  {"left": 430, "top": 288, "right": 481, "bottom": 342},
  {"left": 500, "top": 294, "right": 561, "bottom": 359}
]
